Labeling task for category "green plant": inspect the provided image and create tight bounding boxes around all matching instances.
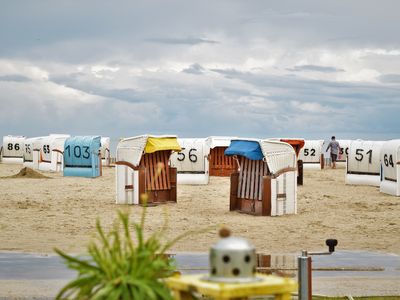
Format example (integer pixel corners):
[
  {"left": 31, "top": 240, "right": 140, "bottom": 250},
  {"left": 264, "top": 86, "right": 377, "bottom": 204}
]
[{"left": 55, "top": 208, "right": 194, "bottom": 300}]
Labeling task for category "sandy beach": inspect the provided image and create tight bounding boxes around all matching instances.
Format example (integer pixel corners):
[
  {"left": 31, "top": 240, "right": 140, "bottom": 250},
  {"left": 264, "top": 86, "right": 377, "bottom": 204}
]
[{"left": 0, "top": 163, "right": 399, "bottom": 255}]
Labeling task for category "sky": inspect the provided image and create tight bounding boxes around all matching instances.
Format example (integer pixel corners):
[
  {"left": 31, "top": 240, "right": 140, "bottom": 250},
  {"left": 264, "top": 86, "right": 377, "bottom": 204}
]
[{"left": 0, "top": 0, "right": 399, "bottom": 143}]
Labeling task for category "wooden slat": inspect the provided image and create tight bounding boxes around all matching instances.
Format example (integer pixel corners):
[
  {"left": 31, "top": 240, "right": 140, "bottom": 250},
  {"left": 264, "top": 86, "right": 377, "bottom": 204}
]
[
  {"left": 139, "top": 168, "right": 146, "bottom": 203},
  {"left": 237, "top": 156, "right": 243, "bottom": 198},
  {"left": 160, "top": 151, "right": 169, "bottom": 190},
  {"left": 169, "top": 167, "right": 177, "bottom": 202},
  {"left": 159, "top": 151, "right": 165, "bottom": 189},
  {"left": 163, "top": 151, "right": 170, "bottom": 189},
  {"left": 148, "top": 153, "right": 154, "bottom": 190},
  {"left": 246, "top": 159, "right": 252, "bottom": 199},
  {"left": 254, "top": 160, "right": 260, "bottom": 200},
  {"left": 160, "top": 151, "right": 166, "bottom": 189},
  {"left": 258, "top": 162, "right": 263, "bottom": 200},
  {"left": 166, "top": 152, "right": 171, "bottom": 189},
  {"left": 147, "top": 154, "right": 152, "bottom": 190},
  {"left": 213, "top": 148, "right": 217, "bottom": 166},
  {"left": 153, "top": 153, "right": 157, "bottom": 190},
  {"left": 154, "top": 152, "right": 160, "bottom": 190},
  {"left": 156, "top": 152, "right": 161, "bottom": 190},
  {"left": 142, "top": 154, "right": 150, "bottom": 190},
  {"left": 147, "top": 154, "right": 151, "bottom": 190},
  {"left": 157, "top": 152, "right": 163, "bottom": 188},
  {"left": 254, "top": 161, "right": 259, "bottom": 199},
  {"left": 160, "top": 151, "right": 165, "bottom": 189},
  {"left": 259, "top": 162, "right": 266, "bottom": 200},
  {"left": 243, "top": 160, "right": 247, "bottom": 198},
  {"left": 249, "top": 160, "right": 255, "bottom": 200},
  {"left": 246, "top": 160, "right": 251, "bottom": 199},
  {"left": 161, "top": 151, "right": 166, "bottom": 188},
  {"left": 241, "top": 158, "right": 248, "bottom": 199},
  {"left": 212, "top": 148, "right": 216, "bottom": 165},
  {"left": 262, "top": 176, "right": 272, "bottom": 216},
  {"left": 251, "top": 161, "right": 256, "bottom": 199},
  {"left": 247, "top": 160, "right": 253, "bottom": 199},
  {"left": 239, "top": 158, "right": 244, "bottom": 198},
  {"left": 142, "top": 155, "right": 147, "bottom": 190},
  {"left": 155, "top": 152, "right": 161, "bottom": 190},
  {"left": 141, "top": 155, "right": 145, "bottom": 189},
  {"left": 230, "top": 172, "right": 239, "bottom": 211},
  {"left": 224, "top": 149, "right": 227, "bottom": 166}
]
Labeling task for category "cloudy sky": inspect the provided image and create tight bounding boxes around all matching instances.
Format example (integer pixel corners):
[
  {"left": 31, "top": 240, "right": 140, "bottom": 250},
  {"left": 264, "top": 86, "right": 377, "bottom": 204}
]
[{"left": 1, "top": 0, "right": 399, "bottom": 143}]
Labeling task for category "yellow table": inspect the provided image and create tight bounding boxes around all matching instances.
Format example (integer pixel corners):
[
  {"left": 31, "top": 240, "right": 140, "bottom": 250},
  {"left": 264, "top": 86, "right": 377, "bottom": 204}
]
[{"left": 165, "top": 274, "right": 297, "bottom": 300}]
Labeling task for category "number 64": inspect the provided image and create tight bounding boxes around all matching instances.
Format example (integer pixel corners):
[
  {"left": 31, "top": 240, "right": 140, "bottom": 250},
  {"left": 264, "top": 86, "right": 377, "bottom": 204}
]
[{"left": 384, "top": 154, "right": 394, "bottom": 167}]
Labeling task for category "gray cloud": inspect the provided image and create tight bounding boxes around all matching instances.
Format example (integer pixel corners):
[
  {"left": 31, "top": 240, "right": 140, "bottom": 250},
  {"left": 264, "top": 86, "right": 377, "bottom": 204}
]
[
  {"left": 379, "top": 74, "right": 400, "bottom": 83},
  {"left": 1, "top": 65, "right": 399, "bottom": 141},
  {"left": 209, "top": 68, "right": 244, "bottom": 79},
  {"left": 182, "top": 63, "right": 205, "bottom": 75},
  {"left": 287, "top": 65, "right": 345, "bottom": 73},
  {"left": 145, "top": 37, "right": 218, "bottom": 45},
  {"left": 50, "top": 75, "right": 146, "bottom": 104},
  {"left": 0, "top": 75, "right": 31, "bottom": 82}
]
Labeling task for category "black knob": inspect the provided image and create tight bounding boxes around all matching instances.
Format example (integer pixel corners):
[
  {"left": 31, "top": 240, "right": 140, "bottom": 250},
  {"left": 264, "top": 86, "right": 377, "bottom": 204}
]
[{"left": 326, "top": 239, "right": 338, "bottom": 253}]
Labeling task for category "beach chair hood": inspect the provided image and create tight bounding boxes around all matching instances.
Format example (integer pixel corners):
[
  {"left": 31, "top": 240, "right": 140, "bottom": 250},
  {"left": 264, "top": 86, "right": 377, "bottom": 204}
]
[
  {"left": 268, "top": 138, "right": 305, "bottom": 156},
  {"left": 225, "top": 139, "right": 296, "bottom": 175},
  {"left": 260, "top": 140, "right": 297, "bottom": 175},
  {"left": 117, "top": 135, "right": 181, "bottom": 167},
  {"left": 145, "top": 136, "right": 181, "bottom": 153},
  {"left": 224, "top": 140, "right": 264, "bottom": 160}
]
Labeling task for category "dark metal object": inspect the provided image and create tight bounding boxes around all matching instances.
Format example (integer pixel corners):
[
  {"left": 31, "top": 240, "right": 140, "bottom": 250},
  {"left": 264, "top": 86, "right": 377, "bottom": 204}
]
[{"left": 298, "top": 239, "right": 338, "bottom": 300}]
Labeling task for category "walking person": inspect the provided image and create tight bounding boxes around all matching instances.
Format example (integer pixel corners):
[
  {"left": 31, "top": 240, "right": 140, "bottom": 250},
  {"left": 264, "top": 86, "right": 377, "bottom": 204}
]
[{"left": 326, "top": 136, "right": 340, "bottom": 169}]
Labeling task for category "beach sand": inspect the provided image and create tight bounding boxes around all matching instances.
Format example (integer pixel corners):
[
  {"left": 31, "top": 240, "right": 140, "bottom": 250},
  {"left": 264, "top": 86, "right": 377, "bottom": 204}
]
[{"left": 0, "top": 164, "right": 399, "bottom": 255}]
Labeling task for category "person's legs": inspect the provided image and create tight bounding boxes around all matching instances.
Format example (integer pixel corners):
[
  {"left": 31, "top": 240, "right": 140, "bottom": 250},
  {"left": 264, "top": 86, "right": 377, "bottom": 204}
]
[{"left": 331, "top": 154, "right": 337, "bottom": 169}]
